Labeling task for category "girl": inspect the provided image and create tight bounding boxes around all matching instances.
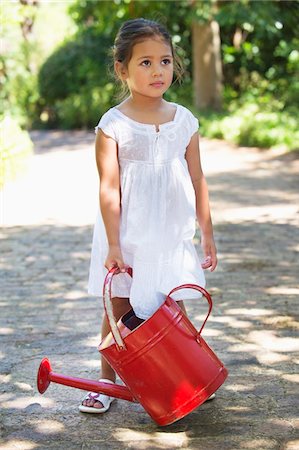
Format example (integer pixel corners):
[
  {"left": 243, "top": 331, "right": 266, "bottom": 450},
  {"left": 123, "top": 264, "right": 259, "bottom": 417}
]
[{"left": 80, "top": 18, "right": 217, "bottom": 414}]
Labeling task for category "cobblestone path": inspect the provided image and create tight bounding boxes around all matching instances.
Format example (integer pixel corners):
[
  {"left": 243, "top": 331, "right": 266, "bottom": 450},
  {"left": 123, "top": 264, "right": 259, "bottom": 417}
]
[{"left": 1, "top": 131, "right": 298, "bottom": 449}]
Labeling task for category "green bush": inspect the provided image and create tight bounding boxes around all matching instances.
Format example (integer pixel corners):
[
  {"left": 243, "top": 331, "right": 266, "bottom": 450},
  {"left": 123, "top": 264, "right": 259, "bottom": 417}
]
[
  {"left": 199, "top": 103, "right": 298, "bottom": 151},
  {"left": 38, "top": 29, "right": 115, "bottom": 128},
  {"left": 0, "top": 117, "right": 33, "bottom": 188}
]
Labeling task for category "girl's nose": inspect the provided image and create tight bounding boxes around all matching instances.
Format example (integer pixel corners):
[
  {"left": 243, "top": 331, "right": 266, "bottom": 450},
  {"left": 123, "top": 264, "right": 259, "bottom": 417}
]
[{"left": 152, "top": 65, "right": 163, "bottom": 77}]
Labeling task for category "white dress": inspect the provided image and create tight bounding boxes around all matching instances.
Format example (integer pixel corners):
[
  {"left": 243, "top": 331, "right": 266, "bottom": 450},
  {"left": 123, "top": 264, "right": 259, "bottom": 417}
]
[{"left": 88, "top": 103, "right": 206, "bottom": 319}]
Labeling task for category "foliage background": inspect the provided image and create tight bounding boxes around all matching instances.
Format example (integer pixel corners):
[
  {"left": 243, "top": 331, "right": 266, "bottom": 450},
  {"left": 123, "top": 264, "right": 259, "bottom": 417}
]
[{"left": 1, "top": 0, "right": 299, "bottom": 160}]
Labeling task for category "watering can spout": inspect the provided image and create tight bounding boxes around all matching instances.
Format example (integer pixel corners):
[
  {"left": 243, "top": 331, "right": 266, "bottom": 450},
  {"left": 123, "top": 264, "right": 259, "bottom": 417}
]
[{"left": 37, "top": 358, "right": 136, "bottom": 402}]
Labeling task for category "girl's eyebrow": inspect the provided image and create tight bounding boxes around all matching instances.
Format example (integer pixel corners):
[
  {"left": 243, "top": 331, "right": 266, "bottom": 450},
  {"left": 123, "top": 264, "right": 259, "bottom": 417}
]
[{"left": 137, "top": 54, "right": 173, "bottom": 60}]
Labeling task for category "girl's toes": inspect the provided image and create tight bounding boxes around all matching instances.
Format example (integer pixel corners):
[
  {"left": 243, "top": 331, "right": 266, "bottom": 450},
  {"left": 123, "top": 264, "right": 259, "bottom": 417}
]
[
  {"left": 82, "top": 398, "right": 103, "bottom": 408},
  {"left": 93, "top": 401, "right": 104, "bottom": 409},
  {"left": 83, "top": 399, "right": 94, "bottom": 407}
]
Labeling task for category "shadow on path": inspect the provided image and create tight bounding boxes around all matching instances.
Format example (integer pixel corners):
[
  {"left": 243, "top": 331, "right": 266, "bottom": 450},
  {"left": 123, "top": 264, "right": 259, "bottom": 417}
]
[
  {"left": 30, "top": 130, "right": 95, "bottom": 154},
  {"left": 1, "top": 218, "right": 298, "bottom": 449},
  {"left": 1, "top": 133, "right": 298, "bottom": 449}
]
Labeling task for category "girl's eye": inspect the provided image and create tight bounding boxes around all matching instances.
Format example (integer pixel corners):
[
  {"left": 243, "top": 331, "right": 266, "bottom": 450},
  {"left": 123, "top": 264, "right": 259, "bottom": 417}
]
[
  {"left": 141, "top": 60, "right": 151, "bottom": 67},
  {"left": 162, "top": 58, "right": 172, "bottom": 65}
]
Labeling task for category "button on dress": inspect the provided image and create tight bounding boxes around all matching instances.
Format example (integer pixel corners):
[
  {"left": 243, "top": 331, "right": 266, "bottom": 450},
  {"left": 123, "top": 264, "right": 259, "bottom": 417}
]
[{"left": 88, "top": 103, "right": 206, "bottom": 319}]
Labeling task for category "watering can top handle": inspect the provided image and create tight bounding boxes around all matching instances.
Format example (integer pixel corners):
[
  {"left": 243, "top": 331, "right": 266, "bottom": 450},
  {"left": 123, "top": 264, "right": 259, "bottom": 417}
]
[
  {"left": 167, "top": 283, "right": 213, "bottom": 337},
  {"left": 103, "top": 268, "right": 213, "bottom": 350},
  {"left": 103, "top": 266, "right": 132, "bottom": 351}
]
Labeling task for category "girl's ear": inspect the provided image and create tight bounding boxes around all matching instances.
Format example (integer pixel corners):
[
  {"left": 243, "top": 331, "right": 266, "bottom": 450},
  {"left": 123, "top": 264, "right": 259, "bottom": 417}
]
[{"left": 115, "top": 61, "right": 128, "bottom": 80}]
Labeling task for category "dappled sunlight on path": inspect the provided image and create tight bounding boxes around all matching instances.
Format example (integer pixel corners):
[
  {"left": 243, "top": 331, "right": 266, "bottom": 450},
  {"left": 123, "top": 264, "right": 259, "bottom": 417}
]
[
  {"left": 2, "top": 130, "right": 98, "bottom": 227},
  {"left": 1, "top": 132, "right": 298, "bottom": 449}
]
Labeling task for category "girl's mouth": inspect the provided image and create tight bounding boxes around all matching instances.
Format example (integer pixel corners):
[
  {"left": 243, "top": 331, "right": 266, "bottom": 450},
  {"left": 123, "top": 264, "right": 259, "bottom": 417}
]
[{"left": 150, "top": 82, "right": 164, "bottom": 88}]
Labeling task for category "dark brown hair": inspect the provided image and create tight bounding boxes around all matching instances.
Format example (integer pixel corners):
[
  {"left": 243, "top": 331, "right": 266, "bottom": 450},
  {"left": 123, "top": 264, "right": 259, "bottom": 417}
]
[{"left": 112, "top": 18, "right": 184, "bottom": 98}]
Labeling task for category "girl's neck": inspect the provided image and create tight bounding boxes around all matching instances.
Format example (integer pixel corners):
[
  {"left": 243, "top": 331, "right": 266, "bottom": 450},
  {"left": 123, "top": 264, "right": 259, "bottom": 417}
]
[
  {"left": 117, "top": 94, "right": 176, "bottom": 129},
  {"left": 122, "top": 95, "right": 167, "bottom": 113}
]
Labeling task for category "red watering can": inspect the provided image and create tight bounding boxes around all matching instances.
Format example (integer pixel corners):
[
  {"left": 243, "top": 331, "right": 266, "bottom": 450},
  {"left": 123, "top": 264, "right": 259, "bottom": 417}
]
[{"left": 37, "top": 267, "right": 228, "bottom": 426}]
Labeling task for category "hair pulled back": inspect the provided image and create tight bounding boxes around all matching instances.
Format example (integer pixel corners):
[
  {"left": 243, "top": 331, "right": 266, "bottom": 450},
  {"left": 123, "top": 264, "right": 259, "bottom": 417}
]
[{"left": 112, "top": 18, "right": 184, "bottom": 98}]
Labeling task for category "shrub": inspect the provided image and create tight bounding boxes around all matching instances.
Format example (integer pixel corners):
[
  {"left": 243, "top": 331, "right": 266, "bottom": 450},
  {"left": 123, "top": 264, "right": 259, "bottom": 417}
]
[
  {"left": 199, "top": 102, "right": 298, "bottom": 151},
  {"left": 38, "top": 29, "right": 115, "bottom": 128}
]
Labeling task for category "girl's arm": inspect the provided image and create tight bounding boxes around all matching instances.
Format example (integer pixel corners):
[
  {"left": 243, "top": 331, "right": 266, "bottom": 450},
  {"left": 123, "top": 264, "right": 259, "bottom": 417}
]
[
  {"left": 95, "top": 130, "right": 126, "bottom": 272},
  {"left": 185, "top": 132, "right": 217, "bottom": 272}
]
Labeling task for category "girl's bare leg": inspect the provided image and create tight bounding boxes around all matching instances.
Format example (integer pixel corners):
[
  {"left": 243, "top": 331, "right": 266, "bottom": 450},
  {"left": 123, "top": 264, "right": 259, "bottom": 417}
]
[{"left": 82, "top": 297, "right": 131, "bottom": 408}]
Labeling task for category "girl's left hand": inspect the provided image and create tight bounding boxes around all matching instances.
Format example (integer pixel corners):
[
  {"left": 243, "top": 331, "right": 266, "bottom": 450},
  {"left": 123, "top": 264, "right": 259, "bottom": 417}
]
[{"left": 201, "top": 237, "right": 217, "bottom": 272}]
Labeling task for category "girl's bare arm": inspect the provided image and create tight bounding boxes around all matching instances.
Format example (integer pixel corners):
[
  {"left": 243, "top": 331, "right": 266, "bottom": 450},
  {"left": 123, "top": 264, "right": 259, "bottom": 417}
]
[
  {"left": 185, "top": 132, "right": 217, "bottom": 271},
  {"left": 95, "top": 130, "right": 126, "bottom": 271}
]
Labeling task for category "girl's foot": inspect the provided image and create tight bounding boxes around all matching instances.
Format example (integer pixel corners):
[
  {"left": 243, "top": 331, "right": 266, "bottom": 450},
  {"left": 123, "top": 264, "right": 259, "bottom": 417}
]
[{"left": 78, "top": 378, "right": 115, "bottom": 414}]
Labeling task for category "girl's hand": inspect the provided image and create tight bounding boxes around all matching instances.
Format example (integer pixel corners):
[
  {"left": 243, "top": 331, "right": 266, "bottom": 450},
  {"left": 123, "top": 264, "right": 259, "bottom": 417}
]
[
  {"left": 105, "top": 245, "right": 127, "bottom": 273},
  {"left": 201, "top": 236, "right": 217, "bottom": 272}
]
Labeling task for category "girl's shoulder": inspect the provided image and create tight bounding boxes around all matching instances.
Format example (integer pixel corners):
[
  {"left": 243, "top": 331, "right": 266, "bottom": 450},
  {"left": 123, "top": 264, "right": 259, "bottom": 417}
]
[
  {"left": 100, "top": 106, "right": 118, "bottom": 120},
  {"left": 173, "top": 103, "right": 199, "bottom": 137},
  {"left": 97, "top": 106, "right": 123, "bottom": 127},
  {"left": 174, "top": 103, "right": 199, "bottom": 126},
  {"left": 95, "top": 107, "right": 120, "bottom": 140},
  {"left": 174, "top": 103, "right": 198, "bottom": 120}
]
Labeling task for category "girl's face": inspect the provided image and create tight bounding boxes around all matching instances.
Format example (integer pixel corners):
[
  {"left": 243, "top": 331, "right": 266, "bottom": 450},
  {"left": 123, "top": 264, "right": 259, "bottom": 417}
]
[{"left": 118, "top": 37, "right": 174, "bottom": 99}]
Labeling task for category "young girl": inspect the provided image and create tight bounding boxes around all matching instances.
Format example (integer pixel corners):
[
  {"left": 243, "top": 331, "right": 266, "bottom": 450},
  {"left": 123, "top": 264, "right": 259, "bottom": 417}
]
[{"left": 79, "top": 18, "right": 217, "bottom": 413}]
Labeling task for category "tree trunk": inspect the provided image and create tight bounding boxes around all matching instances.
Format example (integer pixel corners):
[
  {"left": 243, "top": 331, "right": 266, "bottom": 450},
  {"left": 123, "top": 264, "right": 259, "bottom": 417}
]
[{"left": 192, "top": 20, "right": 223, "bottom": 110}]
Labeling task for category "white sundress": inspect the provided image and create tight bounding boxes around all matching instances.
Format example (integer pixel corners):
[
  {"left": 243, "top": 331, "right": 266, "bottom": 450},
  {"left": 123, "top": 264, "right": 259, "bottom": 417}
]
[{"left": 88, "top": 103, "right": 206, "bottom": 319}]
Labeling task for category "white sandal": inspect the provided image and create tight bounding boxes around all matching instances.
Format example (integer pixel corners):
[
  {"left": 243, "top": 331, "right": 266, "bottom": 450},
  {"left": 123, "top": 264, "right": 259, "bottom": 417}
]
[{"left": 78, "top": 378, "right": 115, "bottom": 414}]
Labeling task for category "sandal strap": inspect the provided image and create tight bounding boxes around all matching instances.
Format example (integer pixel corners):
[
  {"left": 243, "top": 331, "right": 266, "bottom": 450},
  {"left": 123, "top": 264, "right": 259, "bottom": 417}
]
[
  {"left": 87, "top": 392, "right": 103, "bottom": 401},
  {"left": 82, "top": 379, "right": 115, "bottom": 402}
]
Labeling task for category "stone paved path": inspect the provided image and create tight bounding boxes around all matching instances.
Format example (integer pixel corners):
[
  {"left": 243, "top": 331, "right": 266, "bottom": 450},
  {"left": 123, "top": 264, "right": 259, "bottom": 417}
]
[{"left": 1, "top": 131, "right": 299, "bottom": 450}]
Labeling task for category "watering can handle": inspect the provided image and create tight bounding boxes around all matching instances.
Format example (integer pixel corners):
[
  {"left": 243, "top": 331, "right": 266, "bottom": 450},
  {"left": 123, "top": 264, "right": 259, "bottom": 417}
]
[
  {"left": 167, "top": 284, "right": 213, "bottom": 338},
  {"left": 103, "top": 270, "right": 212, "bottom": 350},
  {"left": 103, "top": 266, "right": 132, "bottom": 352}
]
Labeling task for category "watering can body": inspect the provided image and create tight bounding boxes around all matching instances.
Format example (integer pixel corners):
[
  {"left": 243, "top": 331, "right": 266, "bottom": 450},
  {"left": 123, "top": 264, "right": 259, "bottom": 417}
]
[
  {"left": 99, "top": 268, "right": 228, "bottom": 426},
  {"left": 37, "top": 267, "right": 228, "bottom": 426}
]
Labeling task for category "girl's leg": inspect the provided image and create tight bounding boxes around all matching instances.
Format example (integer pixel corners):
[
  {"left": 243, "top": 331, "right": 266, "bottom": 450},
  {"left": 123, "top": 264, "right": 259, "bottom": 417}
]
[{"left": 82, "top": 296, "right": 131, "bottom": 408}]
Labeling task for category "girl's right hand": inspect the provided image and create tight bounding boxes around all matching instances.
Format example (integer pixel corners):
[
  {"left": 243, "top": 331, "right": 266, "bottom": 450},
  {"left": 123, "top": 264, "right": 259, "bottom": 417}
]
[{"left": 105, "top": 245, "right": 127, "bottom": 273}]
